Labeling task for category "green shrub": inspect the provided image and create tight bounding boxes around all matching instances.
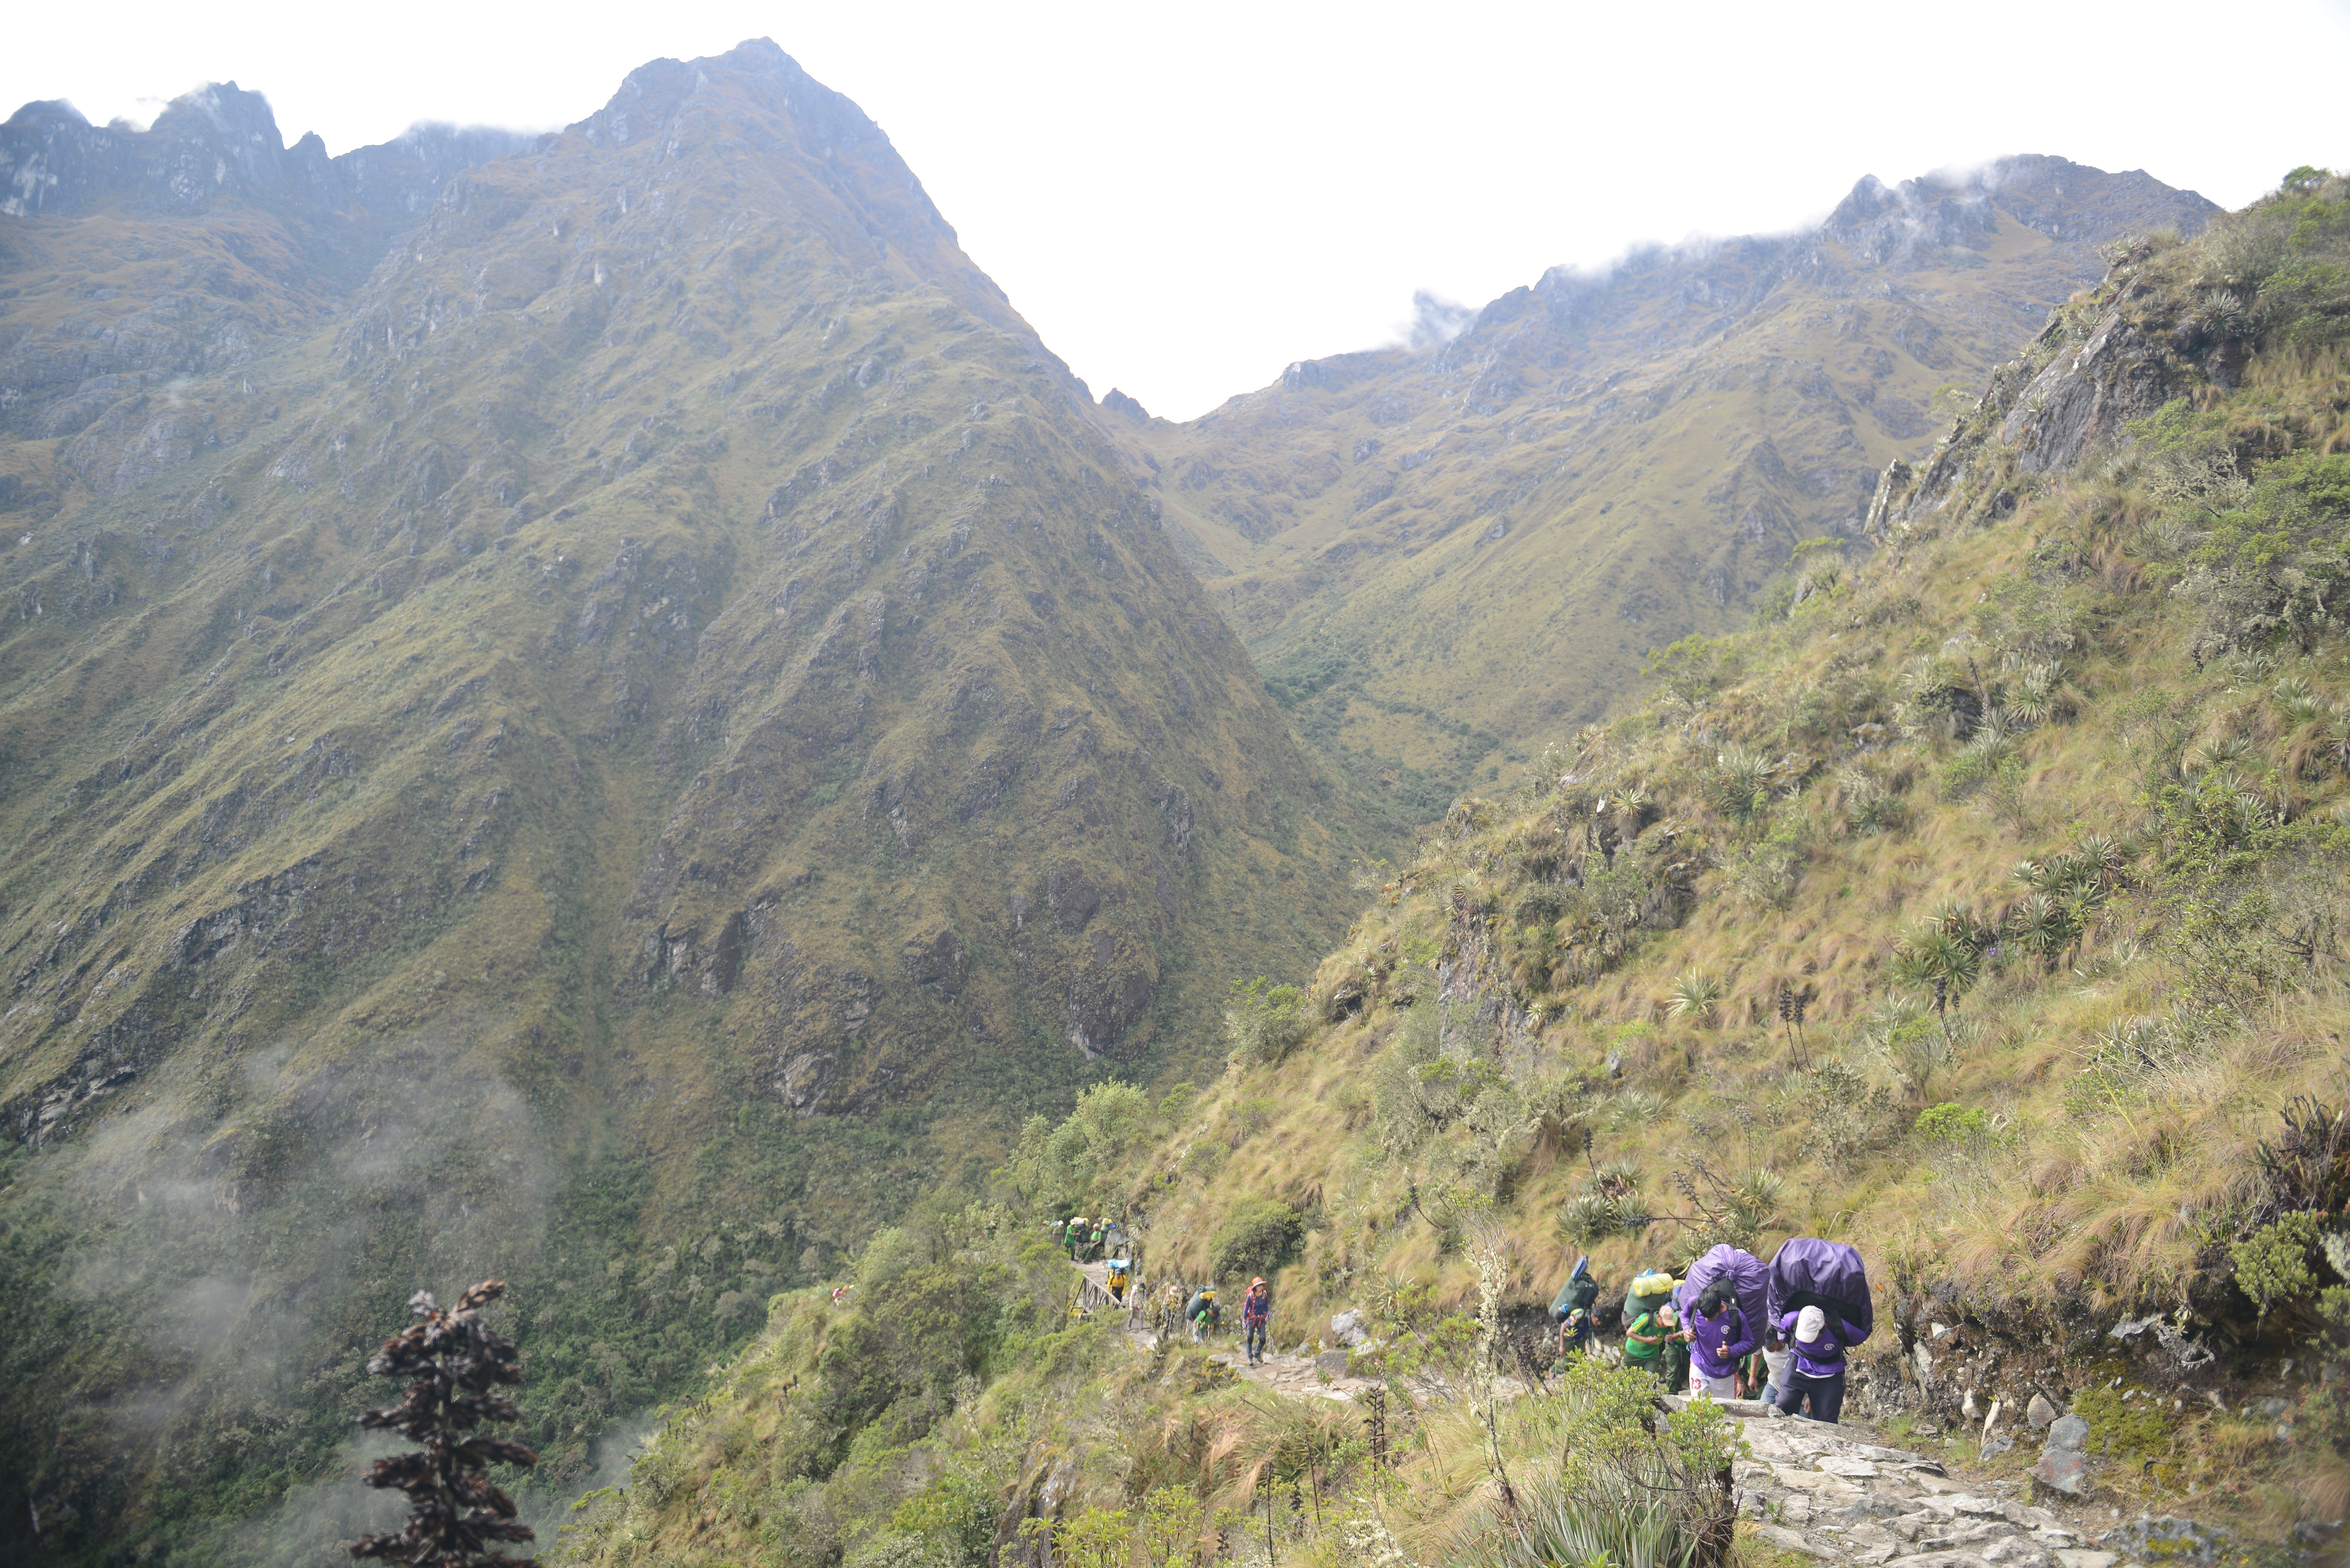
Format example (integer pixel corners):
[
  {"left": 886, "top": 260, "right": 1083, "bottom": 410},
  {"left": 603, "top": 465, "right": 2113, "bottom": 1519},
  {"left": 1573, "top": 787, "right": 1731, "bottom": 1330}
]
[
  {"left": 2169, "top": 449, "right": 2350, "bottom": 661},
  {"left": 1208, "top": 1198, "right": 1304, "bottom": 1285},
  {"left": 817, "top": 1262, "right": 1005, "bottom": 1436},
  {"left": 1642, "top": 634, "right": 1742, "bottom": 709},
  {"left": 1001, "top": 1081, "right": 1153, "bottom": 1214},
  {"left": 1556, "top": 1193, "right": 1646, "bottom": 1245},
  {"left": 845, "top": 1533, "right": 959, "bottom": 1568},
  {"left": 1224, "top": 977, "right": 1310, "bottom": 1065},
  {"left": 1458, "top": 1357, "right": 1737, "bottom": 1568},
  {"left": 888, "top": 1459, "right": 1000, "bottom": 1568},
  {"left": 2229, "top": 1210, "right": 2327, "bottom": 1318},
  {"left": 1913, "top": 1103, "right": 2013, "bottom": 1147}
]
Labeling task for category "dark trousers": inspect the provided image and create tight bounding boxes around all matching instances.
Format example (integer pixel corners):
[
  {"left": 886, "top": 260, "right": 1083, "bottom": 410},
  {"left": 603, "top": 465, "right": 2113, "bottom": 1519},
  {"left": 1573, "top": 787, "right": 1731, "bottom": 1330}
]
[
  {"left": 1775, "top": 1369, "right": 1845, "bottom": 1422},
  {"left": 1245, "top": 1322, "right": 1267, "bottom": 1361}
]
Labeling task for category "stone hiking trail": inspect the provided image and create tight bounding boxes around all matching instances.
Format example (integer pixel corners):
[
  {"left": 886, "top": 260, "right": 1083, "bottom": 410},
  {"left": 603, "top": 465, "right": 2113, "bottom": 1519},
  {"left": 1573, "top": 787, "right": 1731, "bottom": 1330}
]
[
  {"left": 1679, "top": 1396, "right": 2239, "bottom": 1568},
  {"left": 1073, "top": 1265, "right": 2239, "bottom": 1568}
]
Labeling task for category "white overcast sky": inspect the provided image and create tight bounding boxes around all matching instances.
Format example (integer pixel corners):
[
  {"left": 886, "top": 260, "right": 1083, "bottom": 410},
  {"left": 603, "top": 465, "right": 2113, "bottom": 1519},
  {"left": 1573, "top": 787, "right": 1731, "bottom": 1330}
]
[{"left": 9, "top": 1, "right": 2349, "bottom": 420}]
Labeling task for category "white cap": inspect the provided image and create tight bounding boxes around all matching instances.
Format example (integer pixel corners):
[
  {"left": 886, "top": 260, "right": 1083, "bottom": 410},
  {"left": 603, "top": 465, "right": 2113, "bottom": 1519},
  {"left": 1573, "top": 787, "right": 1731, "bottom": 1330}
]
[{"left": 1795, "top": 1306, "right": 1826, "bottom": 1344}]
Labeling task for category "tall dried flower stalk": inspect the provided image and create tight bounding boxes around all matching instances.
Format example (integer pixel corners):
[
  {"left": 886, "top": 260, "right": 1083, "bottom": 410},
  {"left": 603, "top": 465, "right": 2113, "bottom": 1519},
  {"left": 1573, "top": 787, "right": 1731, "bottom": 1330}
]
[{"left": 350, "top": 1279, "right": 538, "bottom": 1568}]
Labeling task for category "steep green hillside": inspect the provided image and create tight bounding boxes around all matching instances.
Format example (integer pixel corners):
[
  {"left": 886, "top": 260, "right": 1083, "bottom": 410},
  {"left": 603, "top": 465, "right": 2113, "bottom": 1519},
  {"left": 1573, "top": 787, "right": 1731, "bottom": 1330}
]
[
  {"left": 0, "top": 43, "right": 1359, "bottom": 1565},
  {"left": 1096, "top": 168, "right": 2350, "bottom": 1536},
  {"left": 470, "top": 168, "right": 2350, "bottom": 1568},
  {"left": 1097, "top": 160, "right": 2220, "bottom": 829}
]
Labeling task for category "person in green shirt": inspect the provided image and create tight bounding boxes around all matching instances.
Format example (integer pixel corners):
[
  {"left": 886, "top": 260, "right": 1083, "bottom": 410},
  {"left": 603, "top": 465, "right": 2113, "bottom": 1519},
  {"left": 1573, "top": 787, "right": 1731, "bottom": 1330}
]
[
  {"left": 1659, "top": 1301, "right": 1692, "bottom": 1391},
  {"left": 1622, "top": 1299, "right": 1675, "bottom": 1380}
]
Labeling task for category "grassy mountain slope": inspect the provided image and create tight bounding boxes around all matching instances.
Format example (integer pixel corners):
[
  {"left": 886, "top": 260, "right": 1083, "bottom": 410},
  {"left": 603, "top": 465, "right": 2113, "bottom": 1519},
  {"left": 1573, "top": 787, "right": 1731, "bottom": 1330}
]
[
  {"left": 0, "top": 42, "right": 1359, "bottom": 1564},
  {"left": 573, "top": 168, "right": 2350, "bottom": 1568},
  {"left": 1098, "top": 169, "right": 2350, "bottom": 1537},
  {"left": 1095, "top": 160, "right": 2219, "bottom": 830}
]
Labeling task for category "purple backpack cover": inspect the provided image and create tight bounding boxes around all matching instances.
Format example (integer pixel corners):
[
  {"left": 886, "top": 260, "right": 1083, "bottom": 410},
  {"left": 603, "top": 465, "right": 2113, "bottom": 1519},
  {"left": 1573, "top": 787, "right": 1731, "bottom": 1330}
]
[
  {"left": 1676, "top": 1244, "right": 1768, "bottom": 1344},
  {"left": 1767, "top": 1237, "right": 1874, "bottom": 1345}
]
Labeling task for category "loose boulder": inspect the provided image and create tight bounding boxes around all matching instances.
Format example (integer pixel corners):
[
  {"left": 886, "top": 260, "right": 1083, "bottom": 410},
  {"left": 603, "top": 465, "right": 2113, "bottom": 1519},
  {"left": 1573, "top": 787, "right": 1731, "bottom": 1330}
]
[{"left": 2031, "top": 1413, "right": 2092, "bottom": 1496}]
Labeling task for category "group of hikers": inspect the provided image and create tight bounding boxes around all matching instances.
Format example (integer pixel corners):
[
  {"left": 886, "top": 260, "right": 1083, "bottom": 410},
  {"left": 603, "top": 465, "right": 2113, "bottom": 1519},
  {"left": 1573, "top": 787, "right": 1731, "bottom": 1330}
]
[
  {"left": 1552, "top": 1239, "right": 1870, "bottom": 1423},
  {"left": 1042, "top": 1213, "right": 1867, "bottom": 1423},
  {"left": 1143, "top": 1278, "right": 1272, "bottom": 1360},
  {"left": 1051, "top": 1214, "right": 1117, "bottom": 1263}
]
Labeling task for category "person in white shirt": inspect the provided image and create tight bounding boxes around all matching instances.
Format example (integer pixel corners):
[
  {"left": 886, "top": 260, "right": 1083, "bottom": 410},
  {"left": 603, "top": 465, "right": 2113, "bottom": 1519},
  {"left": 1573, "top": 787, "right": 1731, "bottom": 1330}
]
[{"left": 1761, "top": 1323, "right": 1793, "bottom": 1404}]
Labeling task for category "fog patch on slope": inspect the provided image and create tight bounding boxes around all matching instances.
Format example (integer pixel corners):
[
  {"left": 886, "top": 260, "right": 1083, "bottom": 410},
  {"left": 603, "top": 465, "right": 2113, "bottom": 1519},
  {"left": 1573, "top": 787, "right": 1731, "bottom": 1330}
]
[{"left": 15, "top": 1011, "right": 552, "bottom": 1544}]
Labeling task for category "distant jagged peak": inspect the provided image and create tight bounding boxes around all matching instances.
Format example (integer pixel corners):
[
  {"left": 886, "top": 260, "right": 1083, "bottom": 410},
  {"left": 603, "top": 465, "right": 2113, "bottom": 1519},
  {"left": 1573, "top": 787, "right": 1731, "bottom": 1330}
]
[
  {"left": 1465, "top": 154, "right": 2223, "bottom": 344},
  {"left": 516, "top": 37, "right": 1027, "bottom": 334},
  {"left": 147, "top": 79, "right": 286, "bottom": 147},
  {"left": 1825, "top": 154, "right": 2221, "bottom": 263},
  {"left": 0, "top": 73, "right": 533, "bottom": 221},
  {"left": 569, "top": 37, "right": 953, "bottom": 236}
]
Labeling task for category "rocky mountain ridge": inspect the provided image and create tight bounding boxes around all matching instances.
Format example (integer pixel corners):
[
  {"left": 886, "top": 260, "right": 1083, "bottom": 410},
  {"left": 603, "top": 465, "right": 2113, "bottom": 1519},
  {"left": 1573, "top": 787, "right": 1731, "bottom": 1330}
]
[
  {"left": 1109, "top": 157, "right": 2221, "bottom": 822},
  {"left": 0, "top": 85, "right": 536, "bottom": 525},
  {"left": 0, "top": 86, "right": 530, "bottom": 223}
]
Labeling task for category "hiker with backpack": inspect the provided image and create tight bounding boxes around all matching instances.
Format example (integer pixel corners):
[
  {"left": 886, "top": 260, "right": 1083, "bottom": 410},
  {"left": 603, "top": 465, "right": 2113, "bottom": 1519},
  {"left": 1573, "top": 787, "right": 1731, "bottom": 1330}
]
[
  {"left": 1763, "top": 1238, "right": 1875, "bottom": 1423},
  {"left": 1186, "top": 1285, "right": 1220, "bottom": 1343},
  {"left": 1620, "top": 1269, "right": 1679, "bottom": 1386},
  {"left": 1773, "top": 1305, "right": 1861, "bottom": 1421},
  {"left": 1548, "top": 1255, "right": 1600, "bottom": 1358},
  {"left": 1242, "top": 1278, "right": 1271, "bottom": 1365},
  {"left": 1684, "top": 1285, "right": 1758, "bottom": 1400},
  {"left": 1555, "top": 1301, "right": 1594, "bottom": 1362},
  {"left": 1156, "top": 1283, "right": 1186, "bottom": 1341},
  {"left": 1620, "top": 1297, "right": 1674, "bottom": 1381}
]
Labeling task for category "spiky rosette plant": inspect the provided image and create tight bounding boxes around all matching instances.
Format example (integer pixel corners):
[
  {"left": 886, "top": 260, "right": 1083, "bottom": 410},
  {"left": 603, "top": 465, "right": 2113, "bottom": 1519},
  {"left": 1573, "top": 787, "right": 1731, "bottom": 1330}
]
[{"left": 350, "top": 1280, "right": 538, "bottom": 1568}]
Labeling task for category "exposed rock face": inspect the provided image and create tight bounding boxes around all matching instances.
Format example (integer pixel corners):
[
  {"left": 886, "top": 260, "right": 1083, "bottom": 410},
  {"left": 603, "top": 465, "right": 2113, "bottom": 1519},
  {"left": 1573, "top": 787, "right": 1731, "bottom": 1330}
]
[
  {"left": 0, "top": 40, "right": 1352, "bottom": 1557},
  {"left": 1866, "top": 231, "right": 2248, "bottom": 540},
  {"left": 1999, "top": 289, "right": 2189, "bottom": 472}
]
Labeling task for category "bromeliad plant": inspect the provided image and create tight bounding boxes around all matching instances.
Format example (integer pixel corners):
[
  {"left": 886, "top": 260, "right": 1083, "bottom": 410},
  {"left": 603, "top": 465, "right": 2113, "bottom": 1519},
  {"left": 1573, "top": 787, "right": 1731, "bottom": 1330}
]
[{"left": 351, "top": 1279, "right": 539, "bottom": 1568}]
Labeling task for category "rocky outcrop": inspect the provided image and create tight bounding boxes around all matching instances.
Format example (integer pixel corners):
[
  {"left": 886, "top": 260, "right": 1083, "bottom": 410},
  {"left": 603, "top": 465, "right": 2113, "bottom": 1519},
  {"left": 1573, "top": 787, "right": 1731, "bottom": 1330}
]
[
  {"left": 1999, "top": 286, "right": 2193, "bottom": 473},
  {"left": 1866, "top": 240, "right": 2245, "bottom": 539}
]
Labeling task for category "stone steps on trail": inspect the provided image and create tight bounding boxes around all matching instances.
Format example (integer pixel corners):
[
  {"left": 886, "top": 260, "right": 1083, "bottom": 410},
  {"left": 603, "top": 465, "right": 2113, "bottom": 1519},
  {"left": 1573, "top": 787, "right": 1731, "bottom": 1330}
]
[
  {"left": 1205, "top": 1347, "right": 1378, "bottom": 1404},
  {"left": 1660, "top": 1398, "right": 2179, "bottom": 1568}
]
